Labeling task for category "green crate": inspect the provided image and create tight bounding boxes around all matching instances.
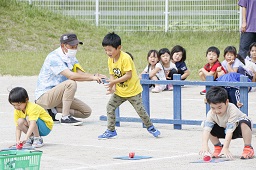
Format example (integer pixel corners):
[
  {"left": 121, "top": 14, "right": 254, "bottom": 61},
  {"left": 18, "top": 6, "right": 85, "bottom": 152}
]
[{"left": 0, "top": 150, "right": 42, "bottom": 170}]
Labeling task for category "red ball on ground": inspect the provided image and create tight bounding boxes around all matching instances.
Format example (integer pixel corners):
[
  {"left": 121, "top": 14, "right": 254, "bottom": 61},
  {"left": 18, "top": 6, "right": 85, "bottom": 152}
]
[
  {"left": 203, "top": 155, "right": 211, "bottom": 162},
  {"left": 16, "top": 143, "right": 23, "bottom": 150},
  {"left": 129, "top": 152, "right": 135, "bottom": 158}
]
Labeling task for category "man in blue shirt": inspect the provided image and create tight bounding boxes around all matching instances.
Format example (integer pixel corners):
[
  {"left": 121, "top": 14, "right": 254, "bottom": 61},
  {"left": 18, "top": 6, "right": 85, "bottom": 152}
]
[{"left": 35, "top": 33, "right": 105, "bottom": 125}]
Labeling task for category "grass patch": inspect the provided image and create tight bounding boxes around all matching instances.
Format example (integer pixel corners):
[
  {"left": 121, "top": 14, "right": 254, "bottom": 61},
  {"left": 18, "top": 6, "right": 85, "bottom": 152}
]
[{"left": 0, "top": 0, "right": 240, "bottom": 80}]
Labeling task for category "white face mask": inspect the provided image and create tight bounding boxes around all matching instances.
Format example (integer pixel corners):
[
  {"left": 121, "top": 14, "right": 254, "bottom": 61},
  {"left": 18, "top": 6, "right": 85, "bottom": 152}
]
[{"left": 65, "top": 45, "right": 77, "bottom": 58}]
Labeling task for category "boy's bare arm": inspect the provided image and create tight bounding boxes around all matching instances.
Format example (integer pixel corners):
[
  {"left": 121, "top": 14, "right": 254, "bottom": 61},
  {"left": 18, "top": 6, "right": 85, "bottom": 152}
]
[
  {"left": 200, "top": 130, "right": 211, "bottom": 155},
  {"left": 220, "top": 132, "right": 233, "bottom": 159},
  {"left": 112, "top": 71, "right": 132, "bottom": 84},
  {"left": 15, "top": 127, "right": 22, "bottom": 143},
  {"left": 106, "top": 71, "right": 132, "bottom": 92}
]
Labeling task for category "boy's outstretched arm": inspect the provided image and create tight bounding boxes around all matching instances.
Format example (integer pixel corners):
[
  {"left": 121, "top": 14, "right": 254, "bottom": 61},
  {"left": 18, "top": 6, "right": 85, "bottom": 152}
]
[
  {"left": 199, "top": 130, "right": 211, "bottom": 155},
  {"left": 220, "top": 132, "right": 233, "bottom": 159},
  {"left": 15, "top": 127, "right": 22, "bottom": 144}
]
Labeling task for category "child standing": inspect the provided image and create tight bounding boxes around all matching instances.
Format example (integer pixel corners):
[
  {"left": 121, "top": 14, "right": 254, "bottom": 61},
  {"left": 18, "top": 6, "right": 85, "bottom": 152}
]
[
  {"left": 199, "top": 46, "right": 225, "bottom": 95},
  {"left": 170, "top": 45, "right": 190, "bottom": 80},
  {"left": 200, "top": 86, "right": 254, "bottom": 159},
  {"left": 8, "top": 87, "right": 53, "bottom": 148},
  {"left": 159, "top": 48, "right": 178, "bottom": 90},
  {"left": 140, "top": 50, "right": 166, "bottom": 93},
  {"left": 98, "top": 32, "right": 160, "bottom": 139}
]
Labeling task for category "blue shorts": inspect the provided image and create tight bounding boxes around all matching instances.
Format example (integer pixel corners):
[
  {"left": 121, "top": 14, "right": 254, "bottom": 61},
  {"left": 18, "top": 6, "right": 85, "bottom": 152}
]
[{"left": 36, "top": 118, "right": 51, "bottom": 136}]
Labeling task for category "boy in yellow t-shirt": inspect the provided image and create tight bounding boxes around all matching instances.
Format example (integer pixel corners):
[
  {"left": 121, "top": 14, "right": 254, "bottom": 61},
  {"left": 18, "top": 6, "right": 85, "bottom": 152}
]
[
  {"left": 98, "top": 32, "right": 160, "bottom": 139},
  {"left": 8, "top": 87, "right": 53, "bottom": 148}
]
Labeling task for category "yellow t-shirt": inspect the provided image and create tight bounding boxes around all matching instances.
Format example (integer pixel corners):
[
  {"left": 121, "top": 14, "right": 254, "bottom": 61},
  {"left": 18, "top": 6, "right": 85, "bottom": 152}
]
[
  {"left": 108, "top": 51, "right": 142, "bottom": 97},
  {"left": 14, "top": 102, "right": 54, "bottom": 130}
]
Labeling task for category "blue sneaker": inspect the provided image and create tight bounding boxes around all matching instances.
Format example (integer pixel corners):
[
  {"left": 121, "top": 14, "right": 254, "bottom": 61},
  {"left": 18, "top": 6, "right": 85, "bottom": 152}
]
[
  {"left": 147, "top": 125, "right": 160, "bottom": 137},
  {"left": 98, "top": 130, "right": 117, "bottom": 139}
]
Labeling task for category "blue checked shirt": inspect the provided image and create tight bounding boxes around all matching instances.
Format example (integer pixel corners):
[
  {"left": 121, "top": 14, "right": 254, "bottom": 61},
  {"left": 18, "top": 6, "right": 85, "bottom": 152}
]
[{"left": 35, "top": 47, "right": 78, "bottom": 100}]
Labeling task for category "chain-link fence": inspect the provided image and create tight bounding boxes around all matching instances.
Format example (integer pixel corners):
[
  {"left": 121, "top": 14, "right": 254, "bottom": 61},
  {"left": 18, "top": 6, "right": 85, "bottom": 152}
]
[{"left": 20, "top": 0, "right": 240, "bottom": 32}]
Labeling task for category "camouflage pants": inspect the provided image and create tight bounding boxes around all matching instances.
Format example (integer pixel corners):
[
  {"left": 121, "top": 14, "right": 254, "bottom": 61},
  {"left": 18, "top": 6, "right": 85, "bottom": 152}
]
[{"left": 107, "top": 93, "right": 153, "bottom": 131}]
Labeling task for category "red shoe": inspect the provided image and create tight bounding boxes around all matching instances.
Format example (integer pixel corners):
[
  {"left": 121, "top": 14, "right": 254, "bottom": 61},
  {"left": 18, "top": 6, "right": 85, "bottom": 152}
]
[
  {"left": 241, "top": 146, "right": 254, "bottom": 159},
  {"left": 212, "top": 145, "right": 223, "bottom": 158},
  {"left": 200, "top": 89, "right": 206, "bottom": 95}
]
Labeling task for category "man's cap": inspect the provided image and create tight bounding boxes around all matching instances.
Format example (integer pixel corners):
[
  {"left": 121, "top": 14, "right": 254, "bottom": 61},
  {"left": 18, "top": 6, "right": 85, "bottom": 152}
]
[{"left": 60, "top": 33, "right": 83, "bottom": 45}]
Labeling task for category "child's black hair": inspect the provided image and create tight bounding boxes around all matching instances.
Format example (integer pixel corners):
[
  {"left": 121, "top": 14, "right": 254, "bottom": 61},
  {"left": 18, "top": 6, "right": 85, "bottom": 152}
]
[
  {"left": 146, "top": 50, "right": 159, "bottom": 73},
  {"left": 147, "top": 50, "right": 159, "bottom": 61},
  {"left": 8, "top": 87, "right": 29, "bottom": 104},
  {"left": 170, "top": 45, "right": 186, "bottom": 62},
  {"left": 248, "top": 42, "right": 256, "bottom": 56},
  {"left": 206, "top": 46, "right": 220, "bottom": 57},
  {"left": 224, "top": 46, "right": 237, "bottom": 58},
  {"left": 159, "top": 48, "right": 171, "bottom": 57},
  {"left": 102, "top": 32, "right": 121, "bottom": 49},
  {"left": 126, "top": 51, "right": 134, "bottom": 60},
  {"left": 206, "top": 86, "right": 228, "bottom": 104}
]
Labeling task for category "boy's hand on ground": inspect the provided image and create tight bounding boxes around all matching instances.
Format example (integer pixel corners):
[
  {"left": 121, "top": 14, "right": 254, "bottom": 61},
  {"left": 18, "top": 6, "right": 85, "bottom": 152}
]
[
  {"left": 220, "top": 148, "right": 233, "bottom": 159},
  {"left": 199, "top": 146, "right": 211, "bottom": 156}
]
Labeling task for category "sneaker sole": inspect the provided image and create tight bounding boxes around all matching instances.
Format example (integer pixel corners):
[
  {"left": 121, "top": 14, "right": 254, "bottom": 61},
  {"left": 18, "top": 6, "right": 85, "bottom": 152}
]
[
  {"left": 98, "top": 136, "right": 117, "bottom": 140},
  {"left": 241, "top": 156, "right": 254, "bottom": 159},
  {"left": 153, "top": 133, "right": 160, "bottom": 138},
  {"left": 60, "top": 121, "right": 83, "bottom": 126},
  {"left": 32, "top": 144, "right": 44, "bottom": 148},
  {"left": 241, "top": 154, "right": 254, "bottom": 159}
]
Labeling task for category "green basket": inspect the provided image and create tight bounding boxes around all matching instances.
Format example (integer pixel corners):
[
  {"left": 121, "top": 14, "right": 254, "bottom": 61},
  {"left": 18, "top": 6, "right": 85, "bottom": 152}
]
[{"left": 0, "top": 150, "right": 42, "bottom": 170}]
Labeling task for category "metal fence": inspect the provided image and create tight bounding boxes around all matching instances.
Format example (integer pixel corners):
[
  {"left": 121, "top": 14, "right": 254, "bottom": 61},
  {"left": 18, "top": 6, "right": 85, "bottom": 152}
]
[{"left": 20, "top": 0, "right": 240, "bottom": 32}]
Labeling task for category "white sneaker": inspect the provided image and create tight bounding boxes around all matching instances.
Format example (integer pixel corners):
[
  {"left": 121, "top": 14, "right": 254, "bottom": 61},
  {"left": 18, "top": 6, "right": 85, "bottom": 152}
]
[
  {"left": 32, "top": 137, "right": 44, "bottom": 148},
  {"left": 167, "top": 84, "right": 173, "bottom": 91},
  {"left": 151, "top": 86, "right": 162, "bottom": 93},
  {"left": 24, "top": 136, "right": 34, "bottom": 147}
]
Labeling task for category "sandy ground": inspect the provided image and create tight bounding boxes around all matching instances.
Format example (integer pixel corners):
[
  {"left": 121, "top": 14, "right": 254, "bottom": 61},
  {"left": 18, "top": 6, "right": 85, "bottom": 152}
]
[{"left": 0, "top": 76, "right": 256, "bottom": 170}]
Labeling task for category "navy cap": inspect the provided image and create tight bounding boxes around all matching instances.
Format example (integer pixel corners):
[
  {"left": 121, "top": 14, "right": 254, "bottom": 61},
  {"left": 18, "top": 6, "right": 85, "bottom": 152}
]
[{"left": 60, "top": 33, "right": 83, "bottom": 45}]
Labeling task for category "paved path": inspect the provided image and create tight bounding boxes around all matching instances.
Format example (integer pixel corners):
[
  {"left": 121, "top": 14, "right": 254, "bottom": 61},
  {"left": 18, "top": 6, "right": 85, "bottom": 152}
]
[{"left": 0, "top": 76, "right": 256, "bottom": 170}]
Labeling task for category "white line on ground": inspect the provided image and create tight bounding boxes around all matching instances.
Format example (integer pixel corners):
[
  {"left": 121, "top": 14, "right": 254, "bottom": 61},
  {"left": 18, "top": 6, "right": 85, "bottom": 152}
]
[{"left": 49, "top": 142, "right": 186, "bottom": 153}]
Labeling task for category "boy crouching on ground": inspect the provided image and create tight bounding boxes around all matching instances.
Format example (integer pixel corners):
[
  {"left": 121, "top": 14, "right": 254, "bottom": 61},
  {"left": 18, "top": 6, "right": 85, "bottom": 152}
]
[
  {"left": 200, "top": 86, "right": 254, "bottom": 159},
  {"left": 9, "top": 87, "right": 53, "bottom": 148}
]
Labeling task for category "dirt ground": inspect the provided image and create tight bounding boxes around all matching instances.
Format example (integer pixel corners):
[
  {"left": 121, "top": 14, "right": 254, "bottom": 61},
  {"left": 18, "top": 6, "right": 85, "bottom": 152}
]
[{"left": 0, "top": 76, "right": 256, "bottom": 170}]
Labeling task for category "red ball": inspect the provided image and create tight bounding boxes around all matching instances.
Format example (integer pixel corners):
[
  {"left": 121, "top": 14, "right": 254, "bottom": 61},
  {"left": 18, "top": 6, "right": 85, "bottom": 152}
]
[
  {"left": 16, "top": 143, "right": 23, "bottom": 150},
  {"left": 203, "top": 155, "right": 211, "bottom": 162},
  {"left": 129, "top": 152, "right": 135, "bottom": 158}
]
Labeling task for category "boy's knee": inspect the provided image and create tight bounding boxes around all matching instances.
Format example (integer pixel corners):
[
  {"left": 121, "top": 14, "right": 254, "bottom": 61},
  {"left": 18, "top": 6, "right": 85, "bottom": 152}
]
[{"left": 17, "top": 118, "right": 26, "bottom": 127}]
